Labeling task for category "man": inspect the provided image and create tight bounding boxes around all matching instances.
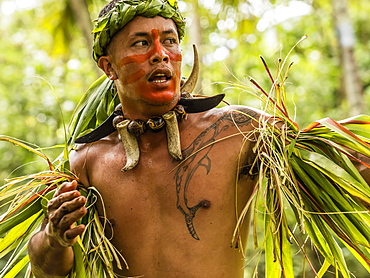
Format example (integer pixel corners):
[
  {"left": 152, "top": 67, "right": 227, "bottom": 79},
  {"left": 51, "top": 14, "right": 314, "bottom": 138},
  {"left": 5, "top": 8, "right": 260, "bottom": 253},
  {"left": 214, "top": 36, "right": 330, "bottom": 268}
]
[
  {"left": 27, "top": 1, "right": 370, "bottom": 278},
  {"left": 28, "top": 0, "right": 263, "bottom": 277}
]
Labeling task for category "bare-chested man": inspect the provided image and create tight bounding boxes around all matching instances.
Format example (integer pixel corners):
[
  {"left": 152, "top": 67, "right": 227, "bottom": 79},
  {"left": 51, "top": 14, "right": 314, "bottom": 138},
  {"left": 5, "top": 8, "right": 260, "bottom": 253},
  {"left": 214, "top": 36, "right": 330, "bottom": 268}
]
[{"left": 28, "top": 1, "right": 265, "bottom": 277}]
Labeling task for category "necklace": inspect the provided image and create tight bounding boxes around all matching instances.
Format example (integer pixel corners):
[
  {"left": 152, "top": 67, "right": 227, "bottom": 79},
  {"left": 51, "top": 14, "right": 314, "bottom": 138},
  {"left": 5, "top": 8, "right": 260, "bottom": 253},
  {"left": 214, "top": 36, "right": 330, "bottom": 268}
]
[
  {"left": 75, "top": 93, "right": 225, "bottom": 172},
  {"left": 113, "top": 104, "right": 186, "bottom": 171},
  {"left": 112, "top": 104, "right": 187, "bottom": 136}
]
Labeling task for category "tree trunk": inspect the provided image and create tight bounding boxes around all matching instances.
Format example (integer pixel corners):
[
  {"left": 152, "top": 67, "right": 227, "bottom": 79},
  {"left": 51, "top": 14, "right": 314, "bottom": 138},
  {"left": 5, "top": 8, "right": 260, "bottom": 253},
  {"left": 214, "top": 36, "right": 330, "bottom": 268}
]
[
  {"left": 332, "top": 0, "right": 363, "bottom": 115},
  {"left": 67, "top": 0, "right": 101, "bottom": 77}
]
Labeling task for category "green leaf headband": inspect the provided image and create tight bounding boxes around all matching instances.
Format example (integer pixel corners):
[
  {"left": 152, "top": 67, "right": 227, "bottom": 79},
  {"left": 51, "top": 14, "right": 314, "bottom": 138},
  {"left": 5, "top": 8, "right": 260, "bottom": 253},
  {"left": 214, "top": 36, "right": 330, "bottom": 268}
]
[{"left": 92, "top": 0, "right": 186, "bottom": 62}]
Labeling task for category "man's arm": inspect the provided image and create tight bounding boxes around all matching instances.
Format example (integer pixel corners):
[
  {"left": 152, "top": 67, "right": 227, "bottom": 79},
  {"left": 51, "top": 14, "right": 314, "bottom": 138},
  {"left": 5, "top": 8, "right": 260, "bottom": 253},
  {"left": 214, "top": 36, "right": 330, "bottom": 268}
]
[{"left": 28, "top": 180, "right": 87, "bottom": 278}]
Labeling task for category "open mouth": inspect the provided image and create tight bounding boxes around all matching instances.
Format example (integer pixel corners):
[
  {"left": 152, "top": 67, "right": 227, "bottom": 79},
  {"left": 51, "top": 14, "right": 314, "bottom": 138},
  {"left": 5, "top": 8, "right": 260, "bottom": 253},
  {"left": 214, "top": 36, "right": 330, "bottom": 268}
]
[{"left": 148, "top": 69, "right": 172, "bottom": 84}]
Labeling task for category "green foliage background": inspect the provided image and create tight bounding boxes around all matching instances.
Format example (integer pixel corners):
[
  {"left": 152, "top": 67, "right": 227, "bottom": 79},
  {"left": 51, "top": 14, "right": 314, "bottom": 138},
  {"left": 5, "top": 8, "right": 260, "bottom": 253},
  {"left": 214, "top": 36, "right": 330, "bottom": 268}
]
[{"left": 1, "top": 0, "right": 369, "bottom": 277}]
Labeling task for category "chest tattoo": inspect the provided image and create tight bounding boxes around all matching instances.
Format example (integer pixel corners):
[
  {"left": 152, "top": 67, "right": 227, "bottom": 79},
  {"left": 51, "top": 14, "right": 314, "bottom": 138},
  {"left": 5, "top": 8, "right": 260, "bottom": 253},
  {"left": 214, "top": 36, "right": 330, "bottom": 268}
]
[{"left": 174, "top": 108, "right": 258, "bottom": 240}]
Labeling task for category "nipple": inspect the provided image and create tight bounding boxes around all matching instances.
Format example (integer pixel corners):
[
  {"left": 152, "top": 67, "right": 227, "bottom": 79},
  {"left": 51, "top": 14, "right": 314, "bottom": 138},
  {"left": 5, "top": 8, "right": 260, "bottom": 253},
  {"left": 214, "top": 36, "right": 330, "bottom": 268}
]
[{"left": 199, "top": 199, "right": 211, "bottom": 209}]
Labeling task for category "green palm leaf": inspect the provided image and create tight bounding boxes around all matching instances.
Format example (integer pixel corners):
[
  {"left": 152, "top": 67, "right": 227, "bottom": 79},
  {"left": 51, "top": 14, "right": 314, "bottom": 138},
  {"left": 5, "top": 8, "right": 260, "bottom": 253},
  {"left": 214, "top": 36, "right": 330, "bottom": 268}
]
[
  {"left": 68, "top": 75, "right": 119, "bottom": 144},
  {"left": 240, "top": 51, "right": 370, "bottom": 276}
]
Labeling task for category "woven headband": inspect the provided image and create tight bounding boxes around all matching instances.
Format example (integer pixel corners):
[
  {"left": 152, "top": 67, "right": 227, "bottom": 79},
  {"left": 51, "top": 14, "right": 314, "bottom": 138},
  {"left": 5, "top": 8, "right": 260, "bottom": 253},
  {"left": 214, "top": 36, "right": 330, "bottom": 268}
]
[{"left": 92, "top": 0, "right": 186, "bottom": 62}]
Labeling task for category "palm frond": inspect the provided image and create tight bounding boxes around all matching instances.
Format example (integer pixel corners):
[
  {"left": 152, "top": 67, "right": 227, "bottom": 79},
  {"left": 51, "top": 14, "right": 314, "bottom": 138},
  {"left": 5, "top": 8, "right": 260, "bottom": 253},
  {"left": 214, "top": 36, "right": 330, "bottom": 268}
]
[
  {"left": 232, "top": 47, "right": 370, "bottom": 276},
  {"left": 0, "top": 75, "right": 123, "bottom": 277}
]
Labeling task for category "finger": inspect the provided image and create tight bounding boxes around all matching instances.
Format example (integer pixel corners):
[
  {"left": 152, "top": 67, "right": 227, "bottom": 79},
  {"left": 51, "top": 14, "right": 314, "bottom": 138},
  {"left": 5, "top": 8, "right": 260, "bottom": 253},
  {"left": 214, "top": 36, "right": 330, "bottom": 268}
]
[
  {"left": 49, "top": 197, "right": 87, "bottom": 226},
  {"left": 65, "top": 224, "right": 86, "bottom": 241},
  {"left": 45, "top": 223, "right": 83, "bottom": 248},
  {"left": 54, "top": 180, "right": 79, "bottom": 197},
  {"left": 58, "top": 196, "right": 87, "bottom": 217},
  {"left": 57, "top": 206, "right": 87, "bottom": 231},
  {"left": 47, "top": 190, "right": 82, "bottom": 212}
]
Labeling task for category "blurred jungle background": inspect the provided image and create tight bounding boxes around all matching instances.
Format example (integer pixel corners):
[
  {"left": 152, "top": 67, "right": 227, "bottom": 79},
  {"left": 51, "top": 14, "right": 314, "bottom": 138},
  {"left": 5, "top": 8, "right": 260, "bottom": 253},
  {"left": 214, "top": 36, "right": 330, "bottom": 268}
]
[{"left": 0, "top": 0, "right": 369, "bottom": 277}]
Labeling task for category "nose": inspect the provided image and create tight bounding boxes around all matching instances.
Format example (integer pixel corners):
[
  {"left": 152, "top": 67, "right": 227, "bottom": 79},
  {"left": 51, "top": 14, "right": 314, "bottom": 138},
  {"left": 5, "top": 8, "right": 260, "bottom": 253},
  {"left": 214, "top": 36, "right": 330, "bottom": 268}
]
[{"left": 150, "top": 43, "right": 169, "bottom": 64}]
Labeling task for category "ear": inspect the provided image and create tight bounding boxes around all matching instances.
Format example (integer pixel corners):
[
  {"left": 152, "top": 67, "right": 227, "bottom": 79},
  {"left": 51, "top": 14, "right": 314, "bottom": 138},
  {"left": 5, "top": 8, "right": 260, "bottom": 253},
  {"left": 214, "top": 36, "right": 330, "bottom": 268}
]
[{"left": 98, "top": 56, "right": 118, "bottom": 80}]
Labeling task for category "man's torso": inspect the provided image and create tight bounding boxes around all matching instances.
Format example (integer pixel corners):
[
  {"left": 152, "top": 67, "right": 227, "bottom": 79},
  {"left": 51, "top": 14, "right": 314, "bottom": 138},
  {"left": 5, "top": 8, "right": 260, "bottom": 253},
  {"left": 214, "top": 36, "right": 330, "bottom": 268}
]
[{"left": 71, "top": 105, "right": 261, "bottom": 277}]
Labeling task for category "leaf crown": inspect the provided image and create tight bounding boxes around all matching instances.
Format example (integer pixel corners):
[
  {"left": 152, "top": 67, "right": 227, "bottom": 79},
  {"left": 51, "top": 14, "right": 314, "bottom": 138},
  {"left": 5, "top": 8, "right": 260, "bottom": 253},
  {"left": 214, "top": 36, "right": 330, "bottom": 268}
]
[{"left": 92, "top": 0, "right": 186, "bottom": 62}]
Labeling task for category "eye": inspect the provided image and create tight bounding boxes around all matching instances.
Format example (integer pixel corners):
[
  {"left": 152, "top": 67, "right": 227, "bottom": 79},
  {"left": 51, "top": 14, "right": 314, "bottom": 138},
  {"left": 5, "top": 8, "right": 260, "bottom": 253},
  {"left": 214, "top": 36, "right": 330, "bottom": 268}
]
[
  {"left": 164, "top": 38, "right": 177, "bottom": 45},
  {"left": 132, "top": 40, "right": 149, "bottom": 47}
]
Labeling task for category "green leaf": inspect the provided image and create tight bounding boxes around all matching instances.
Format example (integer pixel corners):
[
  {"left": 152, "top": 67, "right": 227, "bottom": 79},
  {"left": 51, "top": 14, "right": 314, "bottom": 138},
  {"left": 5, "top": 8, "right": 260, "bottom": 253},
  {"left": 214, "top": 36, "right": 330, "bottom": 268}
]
[
  {"left": 0, "top": 197, "right": 42, "bottom": 236},
  {"left": 72, "top": 242, "right": 86, "bottom": 277},
  {"left": 341, "top": 240, "right": 370, "bottom": 273},
  {"left": 296, "top": 148, "right": 370, "bottom": 203},
  {"left": 0, "top": 212, "right": 42, "bottom": 254},
  {"left": 278, "top": 218, "right": 294, "bottom": 278},
  {"left": 265, "top": 215, "right": 281, "bottom": 278},
  {"left": 312, "top": 215, "right": 350, "bottom": 277},
  {"left": 0, "top": 243, "right": 28, "bottom": 277},
  {"left": 92, "top": 17, "right": 109, "bottom": 33},
  {"left": 2, "top": 255, "right": 29, "bottom": 278},
  {"left": 69, "top": 75, "right": 112, "bottom": 142},
  {"left": 0, "top": 136, "right": 54, "bottom": 171},
  {"left": 316, "top": 259, "right": 331, "bottom": 278},
  {"left": 289, "top": 156, "right": 369, "bottom": 275},
  {"left": 318, "top": 117, "right": 370, "bottom": 156}
]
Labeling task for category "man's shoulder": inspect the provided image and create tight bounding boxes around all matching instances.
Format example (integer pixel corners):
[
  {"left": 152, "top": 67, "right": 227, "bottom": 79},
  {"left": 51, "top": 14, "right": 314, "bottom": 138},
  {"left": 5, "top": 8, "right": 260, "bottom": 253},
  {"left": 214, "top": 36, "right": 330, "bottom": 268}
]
[
  {"left": 69, "top": 132, "right": 120, "bottom": 169},
  {"left": 199, "top": 105, "right": 264, "bottom": 125},
  {"left": 182, "top": 105, "right": 264, "bottom": 138},
  {"left": 219, "top": 104, "right": 263, "bottom": 116}
]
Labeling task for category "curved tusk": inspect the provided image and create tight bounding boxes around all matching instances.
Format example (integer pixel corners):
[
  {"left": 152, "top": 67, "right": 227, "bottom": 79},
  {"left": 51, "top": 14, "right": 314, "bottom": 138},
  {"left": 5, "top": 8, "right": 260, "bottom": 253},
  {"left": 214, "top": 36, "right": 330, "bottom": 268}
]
[
  {"left": 163, "top": 111, "right": 183, "bottom": 160},
  {"left": 180, "top": 44, "right": 199, "bottom": 96},
  {"left": 116, "top": 120, "right": 140, "bottom": 172}
]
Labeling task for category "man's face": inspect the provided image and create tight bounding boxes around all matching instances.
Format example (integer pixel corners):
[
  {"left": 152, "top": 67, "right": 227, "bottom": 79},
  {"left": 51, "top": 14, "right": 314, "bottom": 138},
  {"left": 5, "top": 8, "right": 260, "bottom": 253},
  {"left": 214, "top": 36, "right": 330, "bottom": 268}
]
[{"left": 103, "top": 16, "right": 182, "bottom": 113}]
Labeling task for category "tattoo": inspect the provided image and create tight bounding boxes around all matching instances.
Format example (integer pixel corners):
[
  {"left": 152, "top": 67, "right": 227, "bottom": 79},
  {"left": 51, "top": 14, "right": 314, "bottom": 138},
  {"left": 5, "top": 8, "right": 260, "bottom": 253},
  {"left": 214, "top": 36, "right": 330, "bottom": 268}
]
[{"left": 174, "top": 108, "right": 258, "bottom": 239}]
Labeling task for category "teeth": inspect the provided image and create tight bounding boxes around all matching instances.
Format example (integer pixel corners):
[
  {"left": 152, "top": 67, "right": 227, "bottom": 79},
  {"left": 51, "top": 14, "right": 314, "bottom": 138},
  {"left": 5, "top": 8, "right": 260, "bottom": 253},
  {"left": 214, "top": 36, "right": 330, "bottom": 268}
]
[{"left": 150, "top": 72, "right": 169, "bottom": 83}]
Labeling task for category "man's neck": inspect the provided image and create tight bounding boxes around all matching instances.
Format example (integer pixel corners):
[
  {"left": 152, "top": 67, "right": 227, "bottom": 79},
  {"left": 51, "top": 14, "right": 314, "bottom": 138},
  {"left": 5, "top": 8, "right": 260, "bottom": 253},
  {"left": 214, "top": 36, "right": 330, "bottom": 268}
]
[{"left": 119, "top": 97, "right": 180, "bottom": 121}]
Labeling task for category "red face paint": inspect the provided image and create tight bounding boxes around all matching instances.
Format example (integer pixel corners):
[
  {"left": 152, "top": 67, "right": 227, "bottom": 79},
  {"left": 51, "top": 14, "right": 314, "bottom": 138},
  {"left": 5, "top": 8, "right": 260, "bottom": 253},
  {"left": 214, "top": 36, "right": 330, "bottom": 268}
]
[
  {"left": 123, "top": 69, "right": 146, "bottom": 85},
  {"left": 118, "top": 29, "right": 182, "bottom": 68},
  {"left": 117, "top": 28, "right": 182, "bottom": 104}
]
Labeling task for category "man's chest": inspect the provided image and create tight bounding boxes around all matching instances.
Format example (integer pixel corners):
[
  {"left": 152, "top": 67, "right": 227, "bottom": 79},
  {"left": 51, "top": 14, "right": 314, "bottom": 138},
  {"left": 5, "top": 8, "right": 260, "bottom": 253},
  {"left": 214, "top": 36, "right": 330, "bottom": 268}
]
[
  {"left": 92, "top": 138, "right": 252, "bottom": 238},
  {"left": 88, "top": 142, "right": 241, "bottom": 209}
]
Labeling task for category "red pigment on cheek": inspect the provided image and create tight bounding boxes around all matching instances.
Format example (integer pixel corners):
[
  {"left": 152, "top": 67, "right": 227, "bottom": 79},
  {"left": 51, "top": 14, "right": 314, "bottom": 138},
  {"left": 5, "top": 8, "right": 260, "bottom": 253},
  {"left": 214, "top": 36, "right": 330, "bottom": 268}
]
[
  {"left": 118, "top": 55, "right": 148, "bottom": 67},
  {"left": 169, "top": 53, "right": 182, "bottom": 62},
  {"left": 118, "top": 29, "right": 182, "bottom": 68},
  {"left": 122, "top": 69, "right": 146, "bottom": 85}
]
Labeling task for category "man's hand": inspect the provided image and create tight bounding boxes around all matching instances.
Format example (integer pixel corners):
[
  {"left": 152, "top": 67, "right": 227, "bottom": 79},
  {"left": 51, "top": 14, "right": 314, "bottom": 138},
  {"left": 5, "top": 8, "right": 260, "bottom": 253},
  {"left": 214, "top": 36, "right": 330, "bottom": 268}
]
[{"left": 45, "top": 180, "right": 87, "bottom": 248}]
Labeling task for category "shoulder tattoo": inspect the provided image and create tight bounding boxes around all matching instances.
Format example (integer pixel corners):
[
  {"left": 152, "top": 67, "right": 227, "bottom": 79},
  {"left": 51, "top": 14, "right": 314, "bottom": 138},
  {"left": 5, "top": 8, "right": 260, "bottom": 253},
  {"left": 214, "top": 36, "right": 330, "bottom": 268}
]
[{"left": 174, "top": 108, "right": 259, "bottom": 239}]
